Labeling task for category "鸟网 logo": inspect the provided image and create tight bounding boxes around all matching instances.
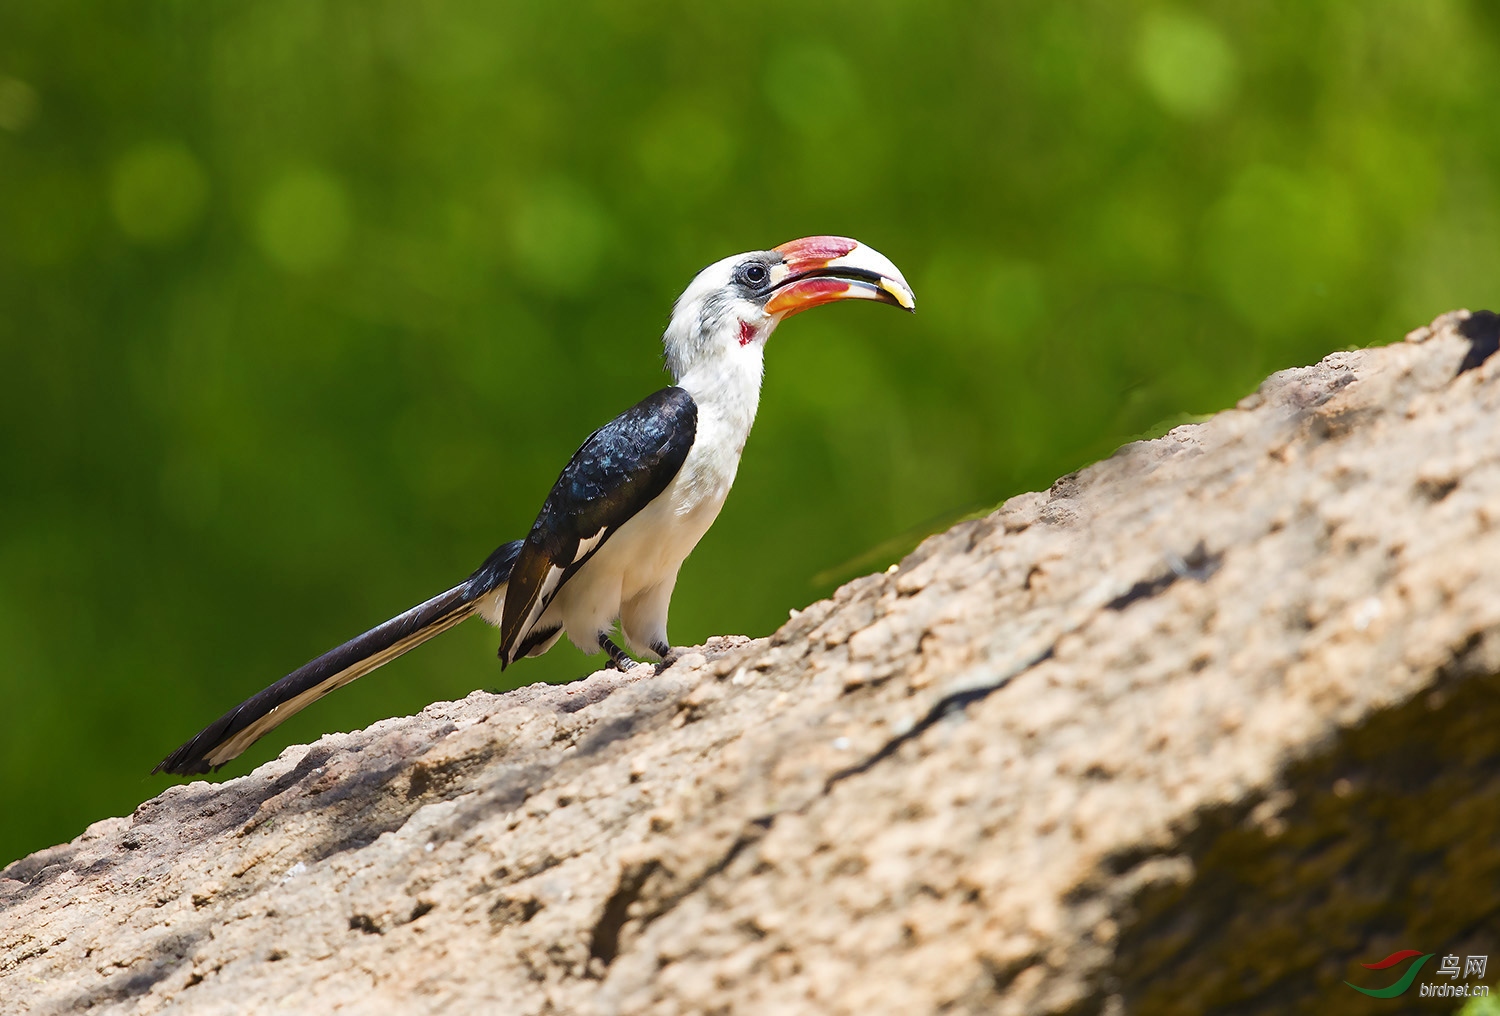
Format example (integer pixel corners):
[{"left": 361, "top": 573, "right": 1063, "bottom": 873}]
[{"left": 1344, "top": 950, "right": 1434, "bottom": 998}]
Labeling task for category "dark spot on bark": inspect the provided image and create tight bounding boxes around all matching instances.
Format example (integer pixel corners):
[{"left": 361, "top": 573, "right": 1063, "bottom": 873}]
[
  {"left": 489, "top": 894, "right": 544, "bottom": 931},
  {"left": 1457, "top": 310, "right": 1500, "bottom": 375},
  {"left": 588, "top": 862, "right": 659, "bottom": 968},
  {"left": 348, "top": 913, "right": 383, "bottom": 935},
  {"left": 1416, "top": 477, "right": 1459, "bottom": 502},
  {"left": 406, "top": 765, "right": 433, "bottom": 799},
  {"left": 1108, "top": 542, "right": 1223, "bottom": 611},
  {"left": 827, "top": 647, "right": 1054, "bottom": 788}
]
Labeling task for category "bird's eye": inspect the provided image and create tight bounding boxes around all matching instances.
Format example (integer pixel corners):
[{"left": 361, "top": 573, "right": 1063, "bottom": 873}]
[{"left": 738, "top": 263, "right": 770, "bottom": 289}]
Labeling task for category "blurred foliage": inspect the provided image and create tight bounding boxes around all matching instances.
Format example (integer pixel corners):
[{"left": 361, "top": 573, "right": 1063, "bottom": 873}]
[{"left": 2, "top": 0, "right": 1498, "bottom": 865}]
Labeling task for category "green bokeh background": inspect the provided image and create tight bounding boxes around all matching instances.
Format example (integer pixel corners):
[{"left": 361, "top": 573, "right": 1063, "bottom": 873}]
[{"left": 3, "top": 1, "right": 1498, "bottom": 866}]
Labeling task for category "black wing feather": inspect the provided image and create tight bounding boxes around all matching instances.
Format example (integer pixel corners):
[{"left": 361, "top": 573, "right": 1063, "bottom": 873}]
[{"left": 499, "top": 386, "right": 697, "bottom": 665}]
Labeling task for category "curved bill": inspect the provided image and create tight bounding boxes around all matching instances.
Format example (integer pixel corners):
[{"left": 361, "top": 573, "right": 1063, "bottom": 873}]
[{"left": 767, "top": 235, "right": 916, "bottom": 318}]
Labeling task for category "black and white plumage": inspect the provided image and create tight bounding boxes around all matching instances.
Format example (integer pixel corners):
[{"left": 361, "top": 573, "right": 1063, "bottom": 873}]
[
  {"left": 498, "top": 386, "right": 698, "bottom": 667},
  {"left": 155, "top": 236, "right": 914, "bottom": 775}
]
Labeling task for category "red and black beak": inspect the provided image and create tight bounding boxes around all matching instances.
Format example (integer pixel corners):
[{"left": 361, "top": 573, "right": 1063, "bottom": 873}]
[{"left": 766, "top": 236, "right": 916, "bottom": 319}]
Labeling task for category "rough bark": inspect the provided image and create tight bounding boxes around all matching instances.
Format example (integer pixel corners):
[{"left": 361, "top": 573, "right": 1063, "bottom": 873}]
[{"left": 4, "top": 310, "right": 1500, "bottom": 1015}]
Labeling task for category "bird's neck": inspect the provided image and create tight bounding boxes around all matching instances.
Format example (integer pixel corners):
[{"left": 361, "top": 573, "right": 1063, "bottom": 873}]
[{"left": 675, "top": 345, "right": 765, "bottom": 454}]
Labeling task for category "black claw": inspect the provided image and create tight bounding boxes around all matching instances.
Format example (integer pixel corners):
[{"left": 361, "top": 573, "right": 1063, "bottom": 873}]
[{"left": 651, "top": 643, "right": 678, "bottom": 676}]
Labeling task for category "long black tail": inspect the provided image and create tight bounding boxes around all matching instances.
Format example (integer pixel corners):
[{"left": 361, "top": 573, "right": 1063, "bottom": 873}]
[{"left": 154, "top": 540, "right": 523, "bottom": 776}]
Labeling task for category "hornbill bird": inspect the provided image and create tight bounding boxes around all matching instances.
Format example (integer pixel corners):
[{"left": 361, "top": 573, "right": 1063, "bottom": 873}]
[{"left": 155, "top": 236, "right": 915, "bottom": 775}]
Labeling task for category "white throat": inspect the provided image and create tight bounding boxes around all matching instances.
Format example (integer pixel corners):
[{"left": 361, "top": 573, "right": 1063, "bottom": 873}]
[
  {"left": 661, "top": 304, "right": 778, "bottom": 518},
  {"left": 675, "top": 341, "right": 764, "bottom": 438},
  {"left": 665, "top": 283, "right": 780, "bottom": 452}
]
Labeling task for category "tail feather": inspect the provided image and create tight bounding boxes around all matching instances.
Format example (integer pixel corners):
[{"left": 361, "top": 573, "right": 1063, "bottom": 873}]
[{"left": 154, "top": 540, "right": 523, "bottom": 776}]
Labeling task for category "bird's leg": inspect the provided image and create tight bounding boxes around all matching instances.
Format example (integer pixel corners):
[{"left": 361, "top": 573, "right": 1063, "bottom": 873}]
[
  {"left": 651, "top": 641, "right": 679, "bottom": 676},
  {"left": 598, "top": 632, "right": 634, "bottom": 671}
]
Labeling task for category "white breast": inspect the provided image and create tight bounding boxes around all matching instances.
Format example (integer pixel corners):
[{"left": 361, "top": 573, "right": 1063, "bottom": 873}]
[{"left": 547, "top": 349, "right": 764, "bottom": 654}]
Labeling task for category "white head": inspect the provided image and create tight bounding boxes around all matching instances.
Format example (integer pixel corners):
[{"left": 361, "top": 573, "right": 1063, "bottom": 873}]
[{"left": 663, "top": 236, "right": 915, "bottom": 384}]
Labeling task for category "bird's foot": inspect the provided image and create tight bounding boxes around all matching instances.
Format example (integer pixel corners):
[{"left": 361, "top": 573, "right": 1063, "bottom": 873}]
[
  {"left": 598, "top": 633, "right": 634, "bottom": 672},
  {"left": 651, "top": 643, "right": 679, "bottom": 676}
]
